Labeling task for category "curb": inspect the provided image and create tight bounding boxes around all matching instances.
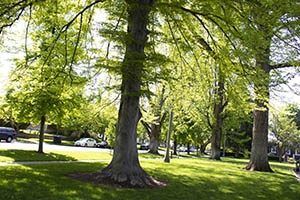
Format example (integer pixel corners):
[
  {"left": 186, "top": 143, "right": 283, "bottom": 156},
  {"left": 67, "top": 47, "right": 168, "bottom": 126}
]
[{"left": 292, "top": 169, "right": 300, "bottom": 183}]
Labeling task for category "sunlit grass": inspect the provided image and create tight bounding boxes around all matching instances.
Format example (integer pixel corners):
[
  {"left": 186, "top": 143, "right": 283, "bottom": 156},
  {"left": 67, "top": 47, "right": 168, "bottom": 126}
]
[
  {"left": 0, "top": 158, "right": 299, "bottom": 200},
  {"left": 0, "top": 149, "right": 166, "bottom": 162}
]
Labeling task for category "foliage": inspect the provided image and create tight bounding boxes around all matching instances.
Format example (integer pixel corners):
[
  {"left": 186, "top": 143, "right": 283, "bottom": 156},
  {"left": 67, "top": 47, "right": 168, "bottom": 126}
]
[
  {"left": 269, "top": 107, "right": 300, "bottom": 157},
  {"left": 285, "top": 103, "right": 300, "bottom": 130},
  {"left": 56, "top": 93, "right": 118, "bottom": 143}
]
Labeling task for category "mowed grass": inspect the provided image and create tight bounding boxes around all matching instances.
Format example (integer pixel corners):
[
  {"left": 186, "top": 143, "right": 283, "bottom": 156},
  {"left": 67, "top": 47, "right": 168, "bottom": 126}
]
[
  {"left": 0, "top": 156, "right": 299, "bottom": 200},
  {"left": 0, "top": 149, "right": 164, "bottom": 162}
]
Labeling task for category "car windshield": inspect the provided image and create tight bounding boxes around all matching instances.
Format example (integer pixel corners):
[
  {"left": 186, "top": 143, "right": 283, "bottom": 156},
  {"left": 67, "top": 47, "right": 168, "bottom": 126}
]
[{"left": 78, "top": 138, "right": 87, "bottom": 141}]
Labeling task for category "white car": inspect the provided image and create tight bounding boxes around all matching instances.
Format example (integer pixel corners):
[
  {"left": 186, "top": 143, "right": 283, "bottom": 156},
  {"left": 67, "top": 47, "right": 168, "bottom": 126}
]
[{"left": 74, "top": 138, "right": 97, "bottom": 147}]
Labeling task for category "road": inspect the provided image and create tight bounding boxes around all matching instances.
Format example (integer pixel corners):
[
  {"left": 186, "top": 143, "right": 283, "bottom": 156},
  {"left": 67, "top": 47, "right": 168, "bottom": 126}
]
[
  {"left": 0, "top": 140, "right": 113, "bottom": 152},
  {"left": 0, "top": 140, "right": 151, "bottom": 153}
]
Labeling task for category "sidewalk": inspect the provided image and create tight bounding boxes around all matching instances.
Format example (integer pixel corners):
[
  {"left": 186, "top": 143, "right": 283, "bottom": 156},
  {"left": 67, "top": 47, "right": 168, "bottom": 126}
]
[
  {"left": 0, "top": 159, "right": 110, "bottom": 166},
  {"left": 0, "top": 157, "right": 170, "bottom": 166}
]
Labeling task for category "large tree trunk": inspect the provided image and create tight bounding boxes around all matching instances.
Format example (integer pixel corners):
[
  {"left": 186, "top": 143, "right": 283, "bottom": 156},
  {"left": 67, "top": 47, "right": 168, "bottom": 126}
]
[
  {"left": 211, "top": 80, "right": 225, "bottom": 160},
  {"left": 245, "top": 60, "right": 273, "bottom": 172},
  {"left": 96, "top": 0, "right": 159, "bottom": 188},
  {"left": 38, "top": 115, "right": 46, "bottom": 154}
]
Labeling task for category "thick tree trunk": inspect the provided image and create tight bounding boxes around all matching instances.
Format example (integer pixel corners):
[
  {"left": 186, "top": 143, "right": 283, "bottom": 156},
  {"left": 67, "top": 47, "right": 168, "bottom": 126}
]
[
  {"left": 38, "top": 115, "right": 46, "bottom": 154},
  {"left": 149, "top": 126, "right": 160, "bottom": 154},
  {"left": 148, "top": 87, "right": 167, "bottom": 154},
  {"left": 96, "top": 0, "right": 159, "bottom": 188},
  {"left": 245, "top": 61, "right": 273, "bottom": 172},
  {"left": 211, "top": 80, "right": 225, "bottom": 160}
]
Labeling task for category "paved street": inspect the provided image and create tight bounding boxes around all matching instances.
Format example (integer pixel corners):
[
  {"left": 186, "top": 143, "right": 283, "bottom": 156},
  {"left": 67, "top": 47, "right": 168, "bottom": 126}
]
[{"left": 0, "top": 140, "right": 113, "bottom": 152}]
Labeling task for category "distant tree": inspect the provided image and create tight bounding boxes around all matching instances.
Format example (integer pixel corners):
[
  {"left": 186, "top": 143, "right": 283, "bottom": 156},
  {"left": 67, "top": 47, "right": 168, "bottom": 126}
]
[
  {"left": 141, "top": 84, "right": 167, "bottom": 154},
  {"left": 285, "top": 103, "right": 300, "bottom": 130},
  {"left": 270, "top": 109, "right": 300, "bottom": 162}
]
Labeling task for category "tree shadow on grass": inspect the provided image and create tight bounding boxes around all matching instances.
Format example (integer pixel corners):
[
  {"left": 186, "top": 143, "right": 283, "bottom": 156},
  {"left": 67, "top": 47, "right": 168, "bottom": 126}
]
[
  {"left": 0, "top": 149, "right": 76, "bottom": 162},
  {"left": 0, "top": 159, "right": 300, "bottom": 200}
]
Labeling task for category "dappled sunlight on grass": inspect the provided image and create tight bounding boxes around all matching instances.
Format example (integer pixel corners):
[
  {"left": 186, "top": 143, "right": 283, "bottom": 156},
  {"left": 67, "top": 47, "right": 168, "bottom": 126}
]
[{"left": 0, "top": 156, "right": 299, "bottom": 200}]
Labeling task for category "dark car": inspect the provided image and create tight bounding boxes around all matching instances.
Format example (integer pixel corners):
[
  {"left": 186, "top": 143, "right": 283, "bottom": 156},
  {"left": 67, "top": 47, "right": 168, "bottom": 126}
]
[
  {"left": 140, "top": 143, "right": 149, "bottom": 150},
  {"left": 0, "top": 127, "right": 16, "bottom": 143}
]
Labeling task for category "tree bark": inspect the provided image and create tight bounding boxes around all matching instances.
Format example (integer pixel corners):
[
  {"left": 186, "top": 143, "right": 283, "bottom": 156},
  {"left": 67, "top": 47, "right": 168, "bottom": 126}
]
[
  {"left": 38, "top": 115, "right": 46, "bottom": 154},
  {"left": 211, "top": 80, "right": 225, "bottom": 160},
  {"left": 97, "top": 0, "right": 158, "bottom": 188},
  {"left": 148, "top": 126, "right": 160, "bottom": 154},
  {"left": 147, "top": 87, "right": 167, "bottom": 154},
  {"left": 173, "top": 136, "right": 177, "bottom": 155},
  {"left": 245, "top": 61, "right": 273, "bottom": 172}
]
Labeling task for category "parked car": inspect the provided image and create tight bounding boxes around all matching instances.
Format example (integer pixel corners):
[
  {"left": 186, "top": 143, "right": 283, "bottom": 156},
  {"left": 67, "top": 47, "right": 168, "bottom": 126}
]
[
  {"left": 74, "top": 138, "right": 97, "bottom": 147},
  {"left": 96, "top": 141, "right": 108, "bottom": 148},
  {"left": 140, "top": 143, "right": 149, "bottom": 150},
  {"left": 0, "top": 127, "right": 16, "bottom": 143},
  {"left": 179, "top": 146, "right": 187, "bottom": 152}
]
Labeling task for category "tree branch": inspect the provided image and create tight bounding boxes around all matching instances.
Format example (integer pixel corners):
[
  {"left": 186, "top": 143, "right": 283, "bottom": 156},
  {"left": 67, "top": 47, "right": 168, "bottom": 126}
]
[{"left": 270, "top": 62, "right": 299, "bottom": 69}]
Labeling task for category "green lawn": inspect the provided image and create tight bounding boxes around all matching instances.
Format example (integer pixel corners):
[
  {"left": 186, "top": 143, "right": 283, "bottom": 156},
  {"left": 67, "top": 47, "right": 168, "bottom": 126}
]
[
  {"left": 0, "top": 153, "right": 299, "bottom": 200},
  {"left": 0, "top": 149, "right": 164, "bottom": 162}
]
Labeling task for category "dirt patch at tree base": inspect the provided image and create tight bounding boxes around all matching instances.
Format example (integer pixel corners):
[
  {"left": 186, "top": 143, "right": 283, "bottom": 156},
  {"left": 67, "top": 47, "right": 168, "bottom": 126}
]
[{"left": 68, "top": 172, "right": 168, "bottom": 189}]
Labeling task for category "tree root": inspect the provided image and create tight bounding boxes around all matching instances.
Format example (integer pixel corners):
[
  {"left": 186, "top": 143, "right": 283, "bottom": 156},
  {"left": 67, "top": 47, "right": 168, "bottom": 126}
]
[{"left": 69, "top": 170, "right": 168, "bottom": 189}]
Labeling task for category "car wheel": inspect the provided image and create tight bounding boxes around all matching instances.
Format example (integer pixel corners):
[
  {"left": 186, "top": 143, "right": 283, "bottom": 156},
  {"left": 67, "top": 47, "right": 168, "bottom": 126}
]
[
  {"left": 6, "top": 136, "right": 12, "bottom": 143},
  {"left": 85, "top": 143, "right": 87, "bottom": 147}
]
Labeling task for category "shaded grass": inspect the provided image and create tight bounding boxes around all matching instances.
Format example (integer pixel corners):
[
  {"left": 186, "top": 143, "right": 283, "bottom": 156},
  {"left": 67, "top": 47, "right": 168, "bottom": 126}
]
[{"left": 0, "top": 158, "right": 299, "bottom": 200}]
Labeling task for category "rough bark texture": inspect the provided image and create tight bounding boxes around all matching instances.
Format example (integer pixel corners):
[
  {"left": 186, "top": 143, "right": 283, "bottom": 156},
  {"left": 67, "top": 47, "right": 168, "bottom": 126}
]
[
  {"left": 211, "top": 80, "right": 225, "bottom": 160},
  {"left": 142, "top": 86, "right": 167, "bottom": 155},
  {"left": 92, "top": 0, "right": 160, "bottom": 188},
  {"left": 38, "top": 115, "right": 46, "bottom": 154},
  {"left": 245, "top": 60, "right": 273, "bottom": 172}
]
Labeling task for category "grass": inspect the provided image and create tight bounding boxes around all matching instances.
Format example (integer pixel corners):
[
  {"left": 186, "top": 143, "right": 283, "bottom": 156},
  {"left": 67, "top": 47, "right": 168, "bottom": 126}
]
[
  {"left": 0, "top": 157, "right": 299, "bottom": 200},
  {"left": 0, "top": 149, "right": 164, "bottom": 162}
]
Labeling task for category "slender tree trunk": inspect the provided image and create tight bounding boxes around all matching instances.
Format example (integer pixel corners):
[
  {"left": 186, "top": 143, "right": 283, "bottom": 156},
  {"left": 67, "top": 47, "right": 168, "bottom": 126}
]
[
  {"left": 97, "top": 0, "right": 158, "bottom": 188},
  {"left": 164, "top": 111, "right": 173, "bottom": 163},
  {"left": 187, "top": 143, "right": 190, "bottom": 155},
  {"left": 222, "top": 134, "right": 226, "bottom": 157},
  {"left": 38, "top": 115, "right": 46, "bottom": 154},
  {"left": 173, "top": 136, "right": 177, "bottom": 155}
]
